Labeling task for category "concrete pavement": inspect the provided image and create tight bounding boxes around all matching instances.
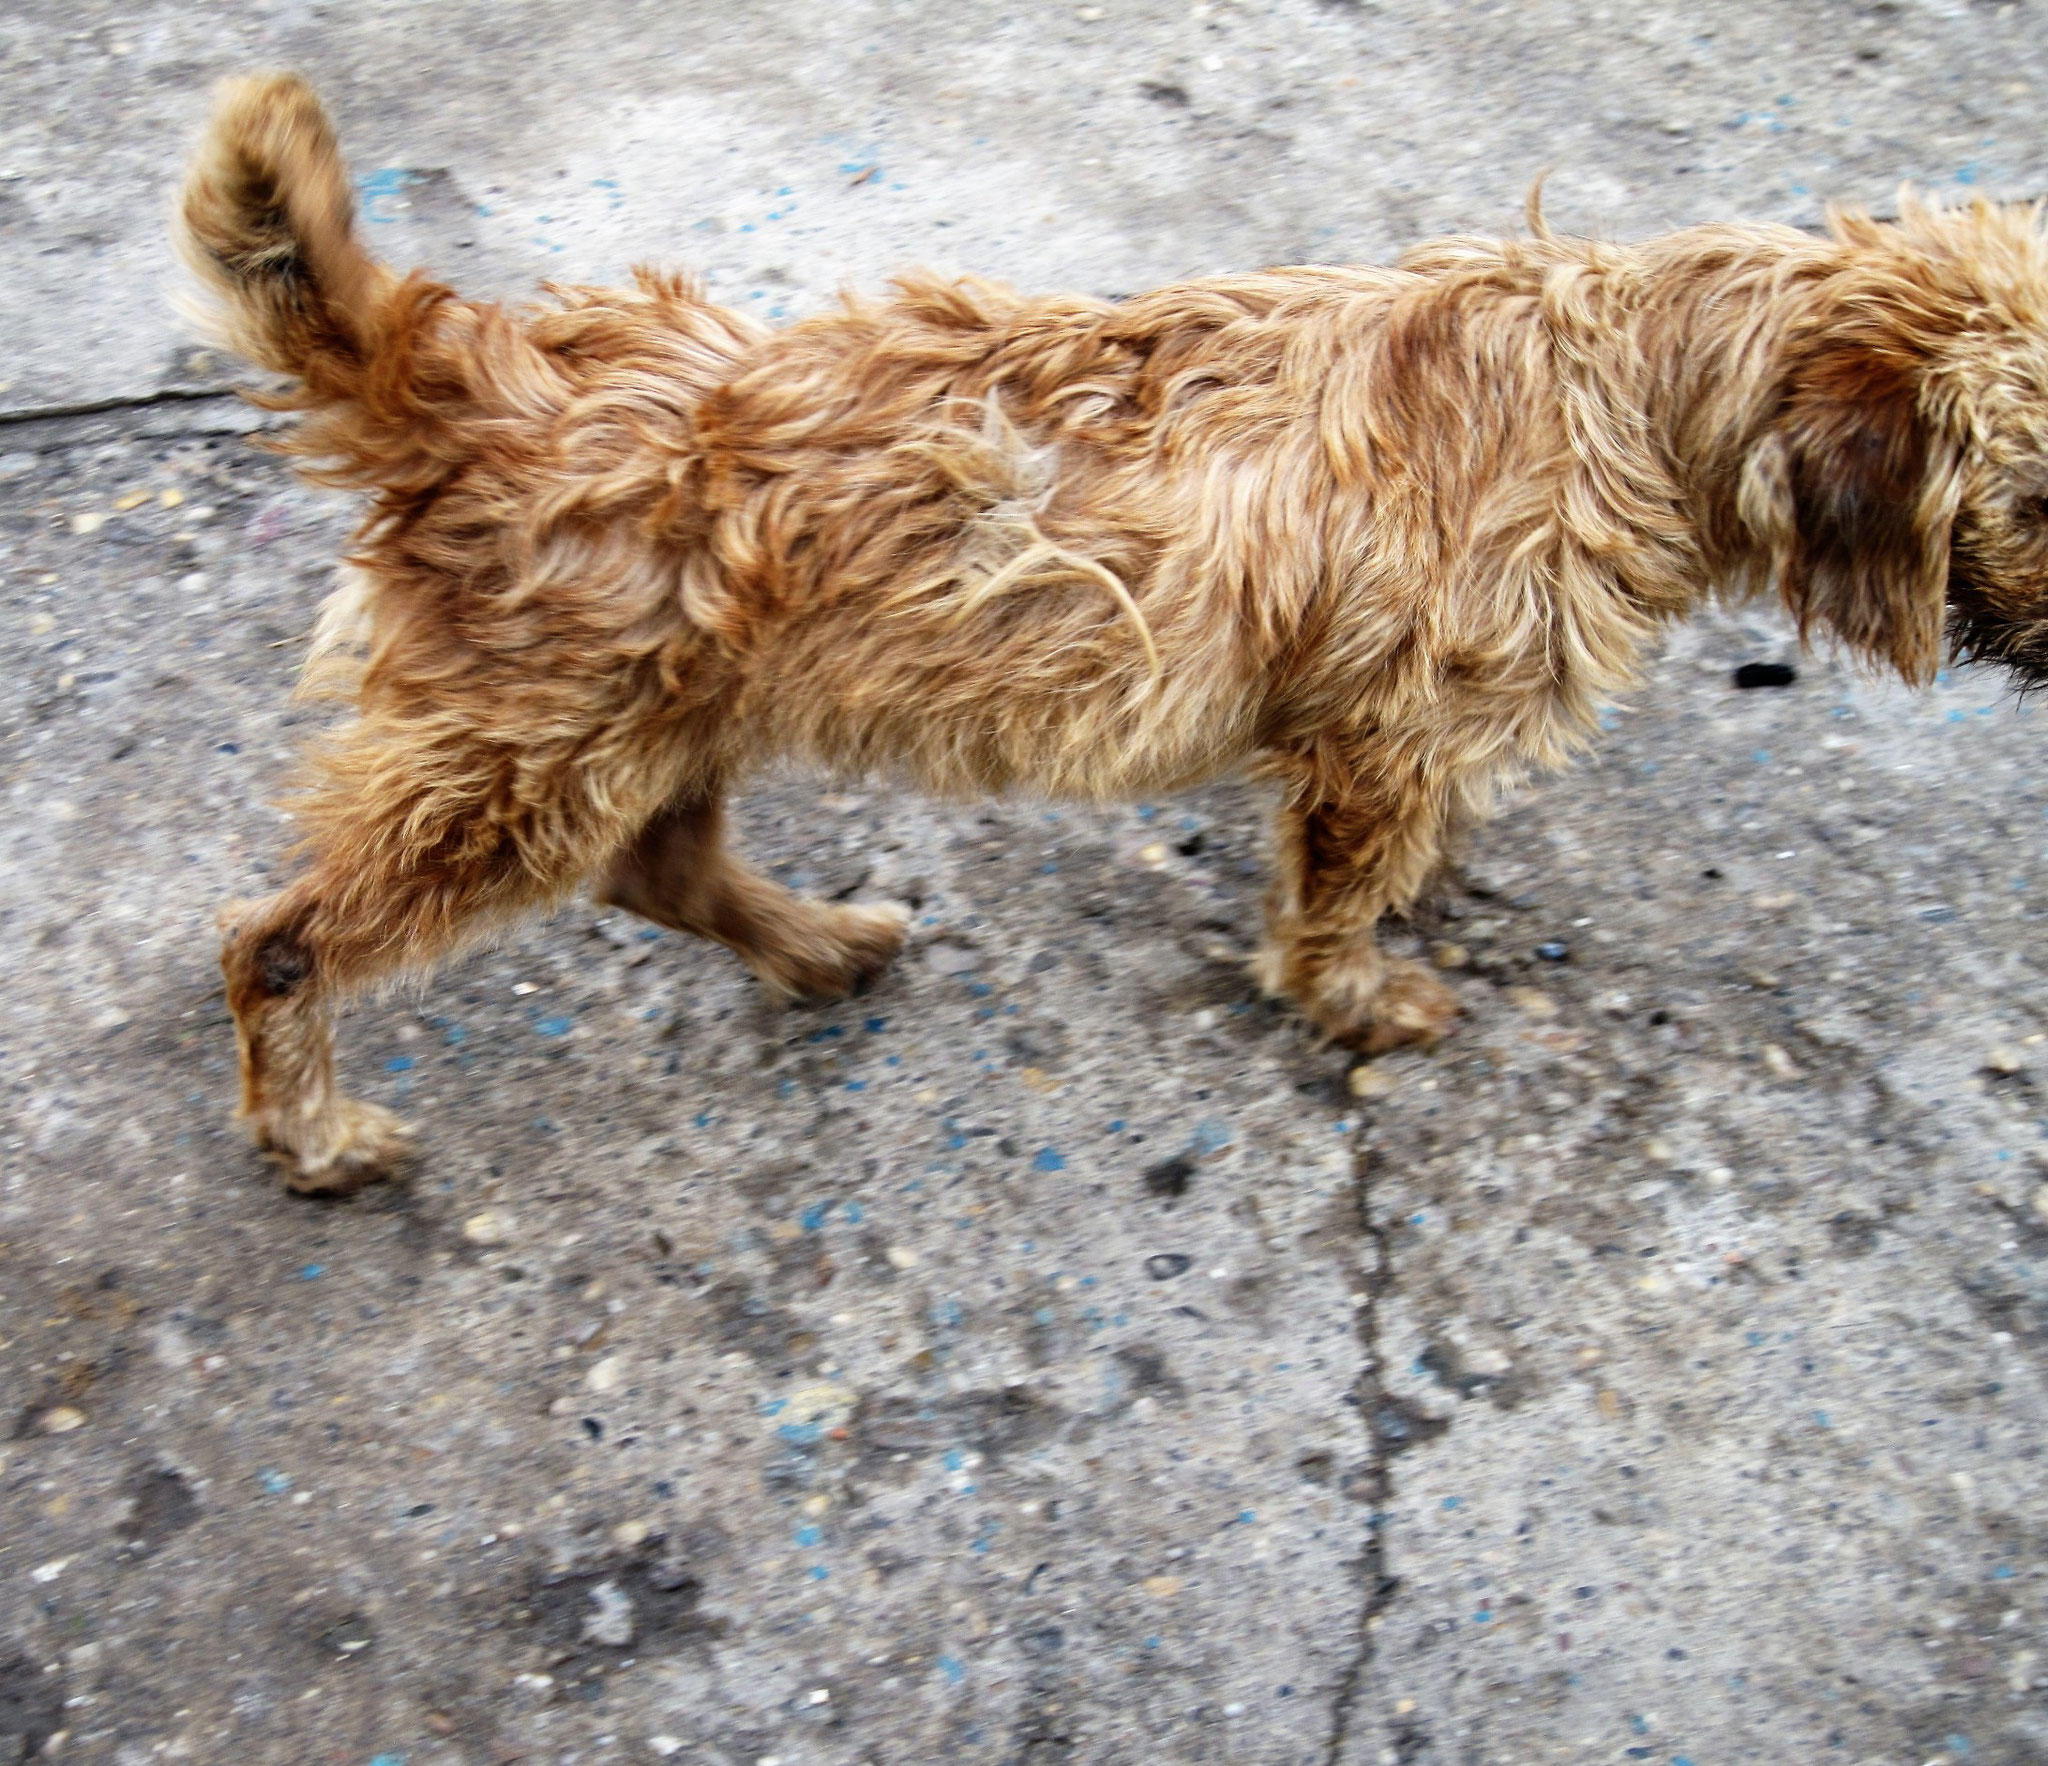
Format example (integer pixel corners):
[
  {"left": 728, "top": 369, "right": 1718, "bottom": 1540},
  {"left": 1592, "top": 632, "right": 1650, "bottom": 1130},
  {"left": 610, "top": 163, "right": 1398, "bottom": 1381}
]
[{"left": 2, "top": 3, "right": 2045, "bottom": 1762}]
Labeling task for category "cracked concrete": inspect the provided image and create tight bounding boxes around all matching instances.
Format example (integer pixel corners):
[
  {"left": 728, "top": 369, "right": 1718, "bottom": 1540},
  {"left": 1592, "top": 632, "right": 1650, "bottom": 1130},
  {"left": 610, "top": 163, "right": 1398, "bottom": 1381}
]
[
  {"left": 1315, "top": 1133, "right": 1394, "bottom": 1766},
  {"left": 4, "top": 3, "right": 2047, "bottom": 1763}
]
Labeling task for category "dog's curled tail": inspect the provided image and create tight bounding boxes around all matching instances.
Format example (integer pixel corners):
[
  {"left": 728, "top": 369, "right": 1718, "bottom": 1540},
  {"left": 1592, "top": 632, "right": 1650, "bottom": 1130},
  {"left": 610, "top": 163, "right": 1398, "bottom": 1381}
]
[{"left": 177, "top": 74, "right": 400, "bottom": 394}]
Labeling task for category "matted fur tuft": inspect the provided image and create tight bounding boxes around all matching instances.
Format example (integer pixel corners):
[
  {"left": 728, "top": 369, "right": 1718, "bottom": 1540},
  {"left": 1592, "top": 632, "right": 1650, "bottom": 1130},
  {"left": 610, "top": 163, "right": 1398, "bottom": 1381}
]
[{"left": 185, "top": 78, "right": 2048, "bottom": 1191}]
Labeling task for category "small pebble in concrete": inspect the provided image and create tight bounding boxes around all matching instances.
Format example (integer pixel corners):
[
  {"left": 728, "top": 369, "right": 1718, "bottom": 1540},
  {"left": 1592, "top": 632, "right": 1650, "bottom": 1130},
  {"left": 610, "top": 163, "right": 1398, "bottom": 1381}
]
[
  {"left": 462, "top": 1209, "right": 513, "bottom": 1246},
  {"left": 581, "top": 1581, "right": 635, "bottom": 1647},
  {"left": 925, "top": 941, "right": 978, "bottom": 974}
]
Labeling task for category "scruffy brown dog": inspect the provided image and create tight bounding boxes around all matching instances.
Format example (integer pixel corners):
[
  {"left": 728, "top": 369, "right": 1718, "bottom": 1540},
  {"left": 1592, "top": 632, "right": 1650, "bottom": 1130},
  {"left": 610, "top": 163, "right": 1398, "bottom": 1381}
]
[{"left": 183, "top": 73, "right": 2048, "bottom": 1192}]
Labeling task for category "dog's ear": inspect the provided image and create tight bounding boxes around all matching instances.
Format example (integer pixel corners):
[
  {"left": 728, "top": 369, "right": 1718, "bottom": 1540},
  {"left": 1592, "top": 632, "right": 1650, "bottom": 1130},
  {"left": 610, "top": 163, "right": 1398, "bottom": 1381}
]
[{"left": 1740, "top": 334, "right": 1960, "bottom": 685}]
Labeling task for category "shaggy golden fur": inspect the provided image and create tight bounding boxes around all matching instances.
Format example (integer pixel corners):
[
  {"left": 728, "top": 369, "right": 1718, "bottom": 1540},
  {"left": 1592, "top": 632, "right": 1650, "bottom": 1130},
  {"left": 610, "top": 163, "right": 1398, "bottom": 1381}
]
[{"left": 182, "top": 73, "right": 2048, "bottom": 1191}]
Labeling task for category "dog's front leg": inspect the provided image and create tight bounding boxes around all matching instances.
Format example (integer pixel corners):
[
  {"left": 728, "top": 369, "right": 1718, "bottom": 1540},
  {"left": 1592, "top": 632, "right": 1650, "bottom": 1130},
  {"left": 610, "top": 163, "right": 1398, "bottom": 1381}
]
[{"left": 1257, "top": 746, "right": 1462, "bottom": 1053}]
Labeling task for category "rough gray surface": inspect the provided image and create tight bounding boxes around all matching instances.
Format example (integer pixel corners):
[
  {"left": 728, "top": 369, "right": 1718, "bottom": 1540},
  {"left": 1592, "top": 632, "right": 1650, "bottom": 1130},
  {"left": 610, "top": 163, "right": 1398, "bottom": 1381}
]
[{"left": 1, "top": 3, "right": 2045, "bottom": 1763}]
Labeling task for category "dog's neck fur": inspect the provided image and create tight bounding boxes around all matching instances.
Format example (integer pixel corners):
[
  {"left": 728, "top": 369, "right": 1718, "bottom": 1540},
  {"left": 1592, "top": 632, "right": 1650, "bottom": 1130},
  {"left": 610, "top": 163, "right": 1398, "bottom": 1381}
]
[
  {"left": 1406, "top": 216, "right": 1975, "bottom": 689},
  {"left": 1432, "top": 224, "right": 1878, "bottom": 593}
]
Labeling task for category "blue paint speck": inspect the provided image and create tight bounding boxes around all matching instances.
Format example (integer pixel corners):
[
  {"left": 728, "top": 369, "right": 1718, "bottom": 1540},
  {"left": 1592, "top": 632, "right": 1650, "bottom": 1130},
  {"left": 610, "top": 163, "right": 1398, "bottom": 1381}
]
[
  {"left": 535, "top": 1016, "right": 572, "bottom": 1037},
  {"left": 938, "top": 1654, "right": 966, "bottom": 1685},
  {"left": 358, "top": 167, "right": 419, "bottom": 224},
  {"left": 259, "top": 1469, "right": 292, "bottom": 1495},
  {"left": 385, "top": 1056, "right": 414, "bottom": 1072},
  {"left": 1032, "top": 1147, "right": 1066, "bottom": 1172},
  {"left": 299, "top": 1263, "right": 324, "bottom": 1280},
  {"left": 795, "top": 1525, "right": 822, "bottom": 1547}
]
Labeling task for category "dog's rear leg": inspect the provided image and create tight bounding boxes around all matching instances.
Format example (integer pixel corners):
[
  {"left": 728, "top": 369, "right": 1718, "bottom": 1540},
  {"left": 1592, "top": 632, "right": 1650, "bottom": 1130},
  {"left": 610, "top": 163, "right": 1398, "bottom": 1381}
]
[
  {"left": 598, "top": 793, "right": 908, "bottom": 999},
  {"left": 221, "top": 746, "right": 630, "bottom": 1194},
  {"left": 1257, "top": 748, "right": 1463, "bottom": 1054},
  {"left": 219, "top": 891, "right": 412, "bottom": 1194}
]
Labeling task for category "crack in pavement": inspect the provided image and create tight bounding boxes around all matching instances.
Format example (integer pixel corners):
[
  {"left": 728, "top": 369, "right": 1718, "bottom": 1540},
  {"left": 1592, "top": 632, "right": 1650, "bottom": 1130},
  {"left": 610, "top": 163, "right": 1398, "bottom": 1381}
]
[
  {"left": 1322, "top": 1128, "right": 1404, "bottom": 1766},
  {"left": 0, "top": 385, "right": 245, "bottom": 428}
]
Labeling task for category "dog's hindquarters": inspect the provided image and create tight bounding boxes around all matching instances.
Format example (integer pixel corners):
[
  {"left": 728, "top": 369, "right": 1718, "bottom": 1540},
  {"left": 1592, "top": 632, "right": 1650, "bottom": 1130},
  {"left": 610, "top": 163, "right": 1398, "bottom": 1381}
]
[{"left": 191, "top": 226, "right": 831, "bottom": 1185}]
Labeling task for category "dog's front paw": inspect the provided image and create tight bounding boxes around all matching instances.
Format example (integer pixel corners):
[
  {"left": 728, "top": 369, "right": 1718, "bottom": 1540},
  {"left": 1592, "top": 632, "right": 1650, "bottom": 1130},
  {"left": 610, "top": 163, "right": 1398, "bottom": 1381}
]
[
  {"left": 258, "top": 1097, "right": 412, "bottom": 1196},
  {"left": 765, "top": 901, "right": 912, "bottom": 1000},
  {"left": 1301, "top": 955, "right": 1462, "bottom": 1054}
]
